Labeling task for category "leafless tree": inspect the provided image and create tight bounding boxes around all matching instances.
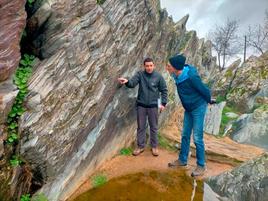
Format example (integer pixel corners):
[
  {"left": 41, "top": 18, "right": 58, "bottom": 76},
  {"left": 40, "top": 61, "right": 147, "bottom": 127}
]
[
  {"left": 246, "top": 25, "right": 268, "bottom": 54},
  {"left": 246, "top": 9, "right": 268, "bottom": 55},
  {"left": 209, "top": 19, "right": 239, "bottom": 70}
]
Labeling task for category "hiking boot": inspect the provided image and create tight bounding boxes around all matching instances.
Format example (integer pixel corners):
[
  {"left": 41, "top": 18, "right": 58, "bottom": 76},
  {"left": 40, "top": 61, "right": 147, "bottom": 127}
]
[
  {"left": 191, "top": 166, "right": 206, "bottom": 177},
  {"left": 168, "top": 160, "right": 187, "bottom": 168},
  {"left": 132, "top": 148, "right": 144, "bottom": 156},
  {"left": 151, "top": 148, "right": 159, "bottom": 157}
]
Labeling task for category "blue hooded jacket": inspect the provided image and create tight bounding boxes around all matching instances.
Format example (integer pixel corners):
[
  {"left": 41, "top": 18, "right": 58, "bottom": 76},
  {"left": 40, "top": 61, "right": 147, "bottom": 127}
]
[{"left": 172, "top": 65, "right": 211, "bottom": 111}]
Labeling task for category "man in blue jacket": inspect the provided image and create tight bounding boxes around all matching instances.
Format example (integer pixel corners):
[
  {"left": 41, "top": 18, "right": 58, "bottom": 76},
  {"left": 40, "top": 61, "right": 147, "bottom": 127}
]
[
  {"left": 166, "top": 54, "right": 214, "bottom": 177},
  {"left": 118, "top": 58, "right": 168, "bottom": 157}
]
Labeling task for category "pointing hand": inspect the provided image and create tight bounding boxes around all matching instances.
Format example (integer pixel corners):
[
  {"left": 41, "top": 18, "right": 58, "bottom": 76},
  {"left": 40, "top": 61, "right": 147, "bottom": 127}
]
[{"left": 118, "top": 77, "right": 128, "bottom": 84}]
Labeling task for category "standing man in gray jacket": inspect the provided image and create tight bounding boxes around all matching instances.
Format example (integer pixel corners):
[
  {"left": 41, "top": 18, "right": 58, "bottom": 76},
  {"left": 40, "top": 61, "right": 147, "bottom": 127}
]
[{"left": 118, "top": 58, "right": 168, "bottom": 156}]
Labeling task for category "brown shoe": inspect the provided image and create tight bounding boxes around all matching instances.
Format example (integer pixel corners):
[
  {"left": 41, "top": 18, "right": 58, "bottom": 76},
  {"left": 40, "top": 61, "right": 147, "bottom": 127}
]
[
  {"left": 191, "top": 165, "right": 206, "bottom": 177},
  {"left": 168, "top": 160, "right": 187, "bottom": 168},
  {"left": 151, "top": 148, "right": 159, "bottom": 156},
  {"left": 132, "top": 148, "right": 144, "bottom": 156}
]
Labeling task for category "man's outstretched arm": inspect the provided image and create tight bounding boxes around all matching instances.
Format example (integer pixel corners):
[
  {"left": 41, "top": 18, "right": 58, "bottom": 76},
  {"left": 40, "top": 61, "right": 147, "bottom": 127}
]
[{"left": 118, "top": 72, "right": 140, "bottom": 88}]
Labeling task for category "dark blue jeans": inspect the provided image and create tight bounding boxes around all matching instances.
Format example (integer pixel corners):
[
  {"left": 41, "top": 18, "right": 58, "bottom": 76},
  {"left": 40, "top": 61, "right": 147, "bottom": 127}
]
[{"left": 179, "top": 103, "right": 207, "bottom": 167}]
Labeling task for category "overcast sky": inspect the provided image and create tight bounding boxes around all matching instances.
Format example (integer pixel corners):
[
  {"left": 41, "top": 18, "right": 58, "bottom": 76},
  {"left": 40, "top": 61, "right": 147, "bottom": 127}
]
[{"left": 160, "top": 0, "right": 268, "bottom": 39}]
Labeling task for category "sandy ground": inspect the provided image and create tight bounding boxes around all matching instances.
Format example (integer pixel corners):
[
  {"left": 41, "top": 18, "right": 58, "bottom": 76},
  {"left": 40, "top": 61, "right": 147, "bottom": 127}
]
[{"left": 69, "top": 148, "right": 234, "bottom": 200}]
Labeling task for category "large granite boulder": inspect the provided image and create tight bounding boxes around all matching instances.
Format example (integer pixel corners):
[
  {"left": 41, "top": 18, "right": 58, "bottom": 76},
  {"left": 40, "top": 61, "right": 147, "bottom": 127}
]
[
  {"left": 247, "top": 80, "right": 268, "bottom": 110},
  {"left": 206, "top": 153, "right": 268, "bottom": 201},
  {"left": 214, "top": 52, "right": 268, "bottom": 113},
  {"left": 228, "top": 53, "right": 268, "bottom": 112},
  {"left": 230, "top": 106, "right": 268, "bottom": 150}
]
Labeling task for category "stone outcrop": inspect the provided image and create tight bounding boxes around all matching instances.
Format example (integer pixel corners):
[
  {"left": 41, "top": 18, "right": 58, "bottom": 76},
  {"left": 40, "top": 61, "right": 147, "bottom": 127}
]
[
  {"left": 0, "top": 80, "right": 19, "bottom": 125},
  {"left": 0, "top": 80, "right": 19, "bottom": 158},
  {"left": 230, "top": 106, "right": 268, "bottom": 150},
  {"left": 214, "top": 52, "right": 268, "bottom": 113},
  {"left": 212, "top": 52, "right": 268, "bottom": 149},
  {"left": 179, "top": 31, "right": 218, "bottom": 81},
  {"left": 204, "top": 102, "right": 226, "bottom": 135},
  {"left": 212, "top": 58, "right": 241, "bottom": 96},
  {"left": 0, "top": 0, "right": 26, "bottom": 81},
  {"left": 206, "top": 153, "right": 268, "bottom": 201},
  {"left": 15, "top": 0, "right": 216, "bottom": 200},
  {"left": 227, "top": 53, "right": 268, "bottom": 112},
  {"left": 0, "top": 0, "right": 26, "bottom": 160}
]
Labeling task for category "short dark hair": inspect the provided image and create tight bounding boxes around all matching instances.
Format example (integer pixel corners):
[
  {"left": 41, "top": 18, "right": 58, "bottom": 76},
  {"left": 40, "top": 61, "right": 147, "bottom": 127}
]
[{"left": 143, "top": 57, "right": 154, "bottom": 65}]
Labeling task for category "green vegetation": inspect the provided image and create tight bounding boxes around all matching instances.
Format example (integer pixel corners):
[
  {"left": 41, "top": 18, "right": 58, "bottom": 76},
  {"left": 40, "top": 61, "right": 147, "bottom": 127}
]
[
  {"left": 253, "top": 103, "right": 268, "bottom": 111},
  {"left": 260, "top": 67, "right": 268, "bottom": 79},
  {"left": 32, "top": 193, "right": 49, "bottom": 201},
  {"left": 20, "top": 194, "right": 31, "bottom": 201},
  {"left": 96, "top": 0, "right": 106, "bottom": 5},
  {"left": 92, "top": 174, "right": 107, "bottom": 188},
  {"left": 20, "top": 193, "right": 48, "bottom": 201},
  {"left": 216, "top": 95, "right": 226, "bottom": 104},
  {"left": 219, "top": 105, "right": 239, "bottom": 136},
  {"left": 168, "top": 92, "right": 175, "bottom": 102},
  {"left": 27, "top": 0, "right": 35, "bottom": 7},
  {"left": 120, "top": 147, "right": 133, "bottom": 156},
  {"left": 5, "top": 54, "right": 35, "bottom": 166},
  {"left": 10, "top": 155, "right": 22, "bottom": 167},
  {"left": 257, "top": 104, "right": 268, "bottom": 111},
  {"left": 224, "top": 69, "right": 233, "bottom": 78},
  {"left": 228, "top": 87, "right": 246, "bottom": 97},
  {"left": 158, "top": 134, "right": 176, "bottom": 151}
]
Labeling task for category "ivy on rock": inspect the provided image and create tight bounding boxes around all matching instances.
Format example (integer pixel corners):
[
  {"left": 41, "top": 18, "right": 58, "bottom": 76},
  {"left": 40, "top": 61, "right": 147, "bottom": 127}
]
[{"left": 6, "top": 54, "right": 35, "bottom": 166}]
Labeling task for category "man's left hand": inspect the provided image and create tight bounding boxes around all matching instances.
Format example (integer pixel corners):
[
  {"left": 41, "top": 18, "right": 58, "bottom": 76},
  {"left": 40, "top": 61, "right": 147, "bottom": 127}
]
[{"left": 159, "top": 105, "right": 165, "bottom": 113}]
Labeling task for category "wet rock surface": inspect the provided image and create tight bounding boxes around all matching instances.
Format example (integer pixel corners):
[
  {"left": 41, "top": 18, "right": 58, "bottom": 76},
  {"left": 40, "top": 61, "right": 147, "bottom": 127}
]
[{"left": 206, "top": 153, "right": 268, "bottom": 201}]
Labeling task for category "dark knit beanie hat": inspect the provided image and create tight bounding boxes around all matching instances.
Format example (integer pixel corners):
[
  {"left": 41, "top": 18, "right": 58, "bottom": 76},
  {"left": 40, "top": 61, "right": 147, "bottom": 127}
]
[{"left": 168, "top": 54, "right": 186, "bottom": 70}]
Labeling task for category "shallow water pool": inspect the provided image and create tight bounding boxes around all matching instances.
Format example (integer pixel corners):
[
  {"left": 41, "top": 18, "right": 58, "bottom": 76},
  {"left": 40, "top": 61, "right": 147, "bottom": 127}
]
[{"left": 73, "top": 170, "right": 203, "bottom": 201}]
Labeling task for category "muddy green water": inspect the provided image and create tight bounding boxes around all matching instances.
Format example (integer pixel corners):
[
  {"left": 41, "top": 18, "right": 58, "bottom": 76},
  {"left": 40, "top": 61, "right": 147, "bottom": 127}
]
[{"left": 73, "top": 170, "right": 203, "bottom": 201}]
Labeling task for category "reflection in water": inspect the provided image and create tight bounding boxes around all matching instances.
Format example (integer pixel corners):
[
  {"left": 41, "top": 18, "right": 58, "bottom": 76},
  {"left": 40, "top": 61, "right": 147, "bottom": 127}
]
[
  {"left": 191, "top": 179, "right": 197, "bottom": 201},
  {"left": 73, "top": 170, "right": 204, "bottom": 201}
]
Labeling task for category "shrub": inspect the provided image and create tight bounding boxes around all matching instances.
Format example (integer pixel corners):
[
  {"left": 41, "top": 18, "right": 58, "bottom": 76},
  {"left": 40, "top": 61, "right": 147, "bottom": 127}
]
[
  {"left": 20, "top": 194, "right": 30, "bottom": 201},
  {"left": 120, "top": 147, "right": 133, "bottom": 156},
  {"left": 96, "top": 0, "right": 106, "bottom": 5},
  {"left": 92, "top": 174, "right": 107, "bottom": 188}
]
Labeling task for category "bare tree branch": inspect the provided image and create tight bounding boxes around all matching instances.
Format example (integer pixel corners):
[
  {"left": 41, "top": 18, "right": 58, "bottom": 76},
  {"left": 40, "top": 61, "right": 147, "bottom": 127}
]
[
  {"left": 246, "top": 24, "right": 268, "bottom": 54},
  {"left": 208, "top": 19, "right": 240, "bottom": 70}
]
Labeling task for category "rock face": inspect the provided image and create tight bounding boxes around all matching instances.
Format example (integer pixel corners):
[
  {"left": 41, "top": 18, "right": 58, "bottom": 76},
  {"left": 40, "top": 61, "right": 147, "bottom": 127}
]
[
  {"left": 16, "top": 0, "right": 216, "bottom": 200},
  {"left": 214, "top": 52, "right": 268, "bottom": 113},
  {"left": 206, "top": 153, "right": 268, "bottom": 201},
  {"left": 0, "top": 80, "right": 19, "bottom": 125},
  {"left": 0, "top": 80, "right": 19, "bottom": 158},
  {"left": 0, "top": 0, "right": 26, "bottom": 81},
  {"left": 212, "top": 52, "right": 268, "bottom": 149},
  {"left": 0, "top": 0, "right": 26, "bottom": 159},
  {"left": 230, "top": 106, "right": 268, "bottom": 150},
  {"left": 204, "top": 102, "right": 226, "bottom": 135},
  {"left": 212, "top": 58, "right": 241, "bottom": 96},
  {"left": 0, "top": 2, "right": 26, "bottom": 199},
  {"left": 180, "top": 31, "right": 218, "bottom": 81}
]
